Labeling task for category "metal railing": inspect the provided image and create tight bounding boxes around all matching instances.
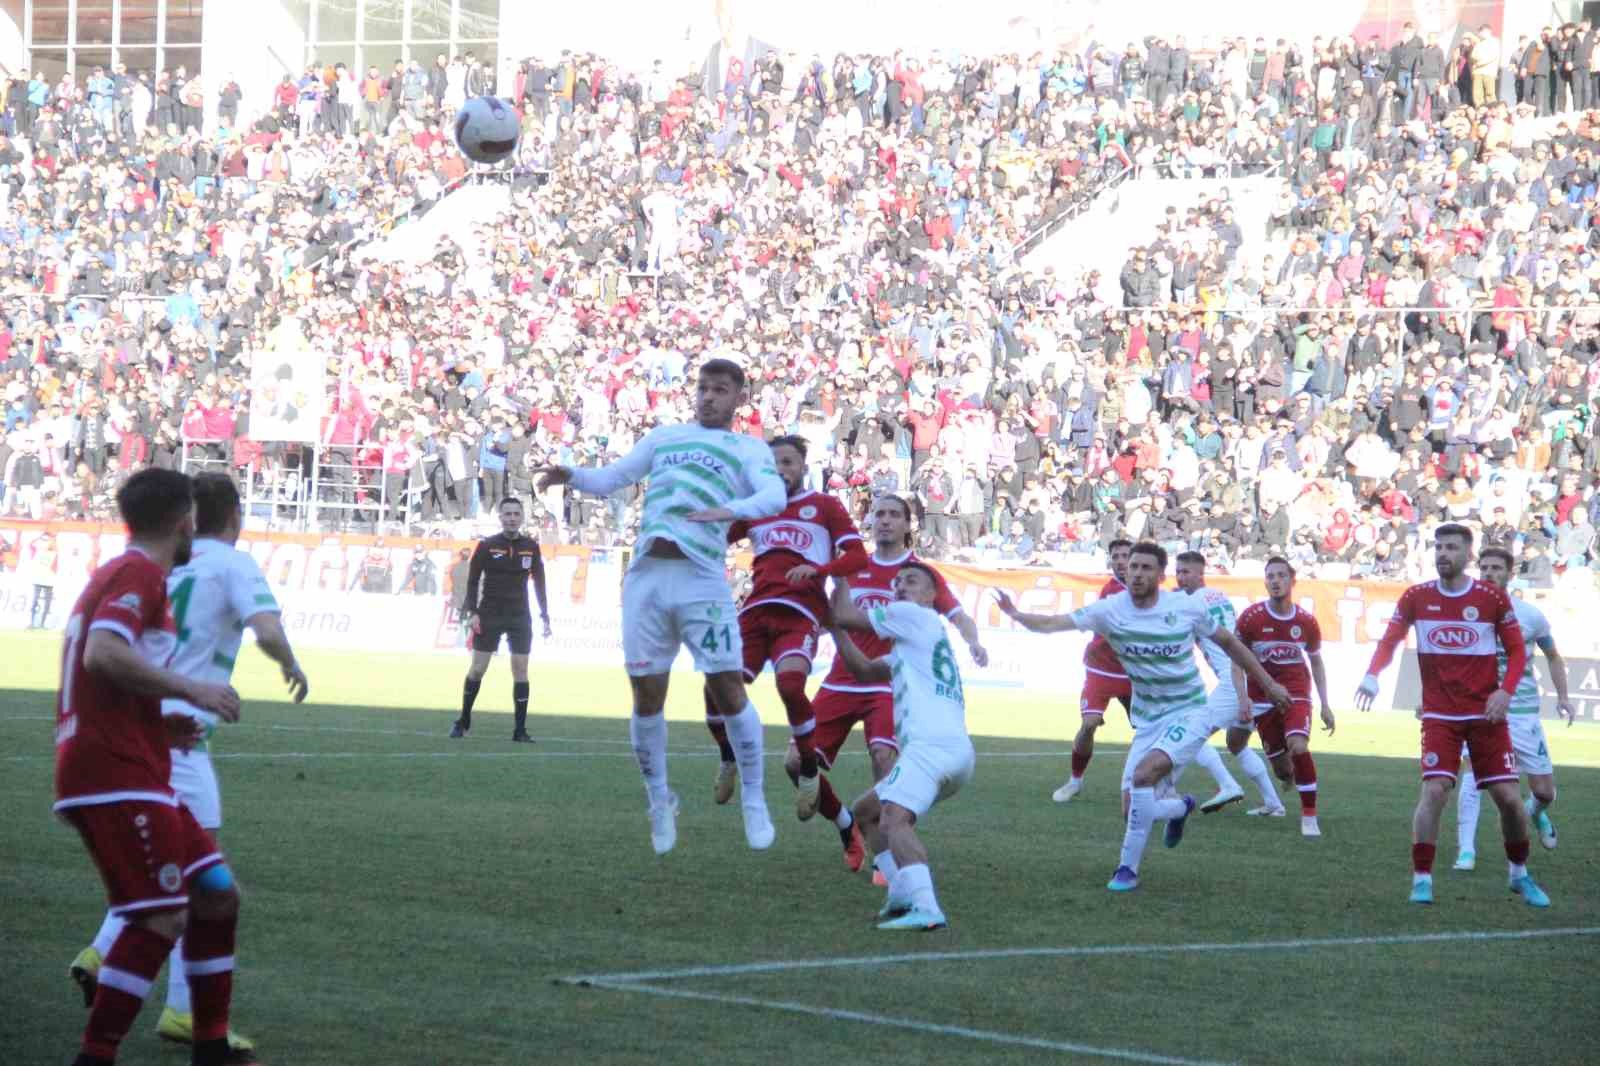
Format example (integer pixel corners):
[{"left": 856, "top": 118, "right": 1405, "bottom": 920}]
[{"left": 1013, "top": 164, "right": 1133, "bottom": 260}]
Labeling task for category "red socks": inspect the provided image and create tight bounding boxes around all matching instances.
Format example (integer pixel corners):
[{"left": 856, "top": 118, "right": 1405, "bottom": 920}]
[
  {"left": 82, "top": 923, "right": 174, "bottom": 1060},
  {"left": 1291, "top": 751, "right": 1318, "bottom": 815},
  {"left": 776, "top": 671, "right": 817, "bottom": 775},
  {"left": 704, "top": 690, "right": 734, "bottom": 762},
  {"left": 1412, "top": 842, "right": 1436, "bottom": 875},
  {"left": 183, "top": 910, "right": 237, "bottom": 1044},
  {"left": 1070, "top": 750, "right": 1091, "bottom": 777},
  {"left": 1505, "top": 838, "right": 1530, "bottom": 865},
  {"left": 817, "top": 774, "right": 842, "bottom": 821}
]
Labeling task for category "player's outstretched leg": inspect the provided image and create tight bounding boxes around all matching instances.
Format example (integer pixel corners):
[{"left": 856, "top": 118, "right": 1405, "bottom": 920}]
[
  {"left": 1454, "top": 762, "right": 1480, "bottom": 869},
  {"left": 1055, "top": 714, "right": 1101, "bottom": 802},
  {"left": 703, "top": 687, "right": 738, "bottom": 804},
  {"left": 1194, "top": 743, "right": 1244, "bottom": 813}
]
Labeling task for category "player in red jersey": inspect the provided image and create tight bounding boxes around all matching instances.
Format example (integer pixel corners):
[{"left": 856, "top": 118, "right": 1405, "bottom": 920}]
[
  {"left": 1052, "top": 538, "right": 1132, "bottom": 803},
  {"left": 705, "top": 435, "right": 868, "bottom": 820},
  {"left": 52, "top": 469, "right": 249, "bottom": 1066},
  {"left": 1232, "top": 556, "right": 1335, "bottom": 836},
  {"left": 1354, "top": 522, "right": 1549, "bottom": 908},
  {"left": 809, "top": 493, "right": 987, "bottom": 872}
]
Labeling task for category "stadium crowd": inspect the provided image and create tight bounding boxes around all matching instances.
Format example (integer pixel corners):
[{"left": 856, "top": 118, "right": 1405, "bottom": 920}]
[{"left": 4, "top": 19, "right": 1600, "bottom": 586}]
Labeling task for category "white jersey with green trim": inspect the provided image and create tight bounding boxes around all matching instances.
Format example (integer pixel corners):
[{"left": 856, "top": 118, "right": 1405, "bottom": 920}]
[
  {"left": 1500, "top": 597, "right": 1551, "bottom": 715},
  {"left": 1189, "top": 586, "right": 1239, "bottom": 697},
  {"left": 567, "top": 422, "right": 786, "bottom": 575},
  {"left": 161, "top": 538, "right": 280, "bottom": 728},
  {"left": 1070, "top": 589, "right": 1218, "bottom": 729},
  {"left": 868, "top": 600, "right": 968, "bottom": 747}
]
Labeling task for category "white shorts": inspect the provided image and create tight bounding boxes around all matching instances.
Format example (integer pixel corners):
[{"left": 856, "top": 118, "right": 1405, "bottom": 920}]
[
  {"left": 875, "top": 737, "right": 975, "bottom": 819},
  {"left": 621, "top": 558, "right": 744, "bottom": 677},
  {"left": 1509, "top": 715, "right": 1553, "bottom": 777},
  {"left": 169, "top": 745, "right": 222, "bottom": 830},
  {"left": 1203, "top": 684, "right": 1248, "bottom": 734},
  {"left": 1122, "top": 710, "right": 1212, "bottom": 793}
]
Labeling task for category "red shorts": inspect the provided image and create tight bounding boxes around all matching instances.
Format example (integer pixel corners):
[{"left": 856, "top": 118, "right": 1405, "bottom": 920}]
[
  {"left": 808, "top": 687, "right": 897, "bottom": 769},
  {"left": 739, "top": 603, "right": 819, "bottom": 682},
  {"left": 1253, "top": 699, "right": 1312, "bottom": 757},
  {"left": 1421, "top": 717, "right": 1517, "bottom": 787},
  {"left": 1080, "top": 671, "right": 1132, "bottom": 716},
  {"left": 60, "top": 799, "right": 225, "bottom": 917}
]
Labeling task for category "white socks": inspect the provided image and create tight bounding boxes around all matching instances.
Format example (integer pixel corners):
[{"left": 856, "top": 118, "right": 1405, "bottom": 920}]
[
  {"left": 874, "top": 850, "right": 900, "bottom": 888},
  {"left": 835, "top": 808, "right": 854, "bottom": 831},
  {"left": 1457, "top": 766, "right": 1480, "bottom": 853},
  {"left": 1234, "top": 747, "right": 1277, "bottom": 807},
  {"left": 721, "top": 702, "right": 766, "bottom": 806},
  {"left": 630, "top": 713, "right": 670, "bottom": 808},
  {"left": 167, "top": 936, "right": 192, "bottom": 1011},
  {"left": 1193, "top": 744, "right": 1237, "bottom": 793},
  {"left": 92, "top": 912, "right": 125, "bottom": 956},
  {"left": 1121, "top": 787, "right": 1188, "bottom": 873},
  {"left": 891, "top": 863, "right": 942, "bottom": 916}
]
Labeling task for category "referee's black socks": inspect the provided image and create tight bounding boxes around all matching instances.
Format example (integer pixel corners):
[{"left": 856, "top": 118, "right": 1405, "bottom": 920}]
[
  {"left": 461, "top": 676, "right": 482, "bottom": 728},
  {"left": 513, "top": 682, "right": 530, "bottom": 733}
]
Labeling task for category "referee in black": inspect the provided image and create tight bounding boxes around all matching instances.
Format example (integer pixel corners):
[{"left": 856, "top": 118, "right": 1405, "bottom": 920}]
[{"left": 450, "top": 496, "right": 552, "bottom": 741}]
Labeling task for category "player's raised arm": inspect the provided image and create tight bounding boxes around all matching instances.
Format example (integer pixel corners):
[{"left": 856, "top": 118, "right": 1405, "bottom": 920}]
[
  {"left": 687, "top": 444, "right": 787, "bottom": 523},
  {"left": 1213, "top": 628, "right": 1291, "bottom": 711},
  {"left": 828, "top": 579, "right": 874, "bottom": 633},
  {"left": 826, "top": 624, "right": 892, "bottom": 684},
  {"left": 1356, "top": 589, "right": 1415, "bottom": 711},
  {"left": 543, "top": 431, "right": 658, "bottom": 497},
  {"left": 993, "top": 589, "right": 1079, "bottom": 633}
]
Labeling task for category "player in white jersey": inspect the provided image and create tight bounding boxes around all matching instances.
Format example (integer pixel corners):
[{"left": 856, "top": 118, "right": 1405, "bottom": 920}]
[
  {"left": 1453, "top": 547, "right": 1575, "bottom": 869},
  {"left": 997, "top": 542, "right": 1288, "bottom": 892},
  {"left": 827, "top": 562, "right": 972, "bottom": 931},
  {"left": 69, "top": 473, "right": 308, "bottom": 1056},
  {"left": 535, "top": 359, "right": 787, "bottom": 855},
  {"left": 1172, "top": 552, "right": 1282, "bottom": 817}
]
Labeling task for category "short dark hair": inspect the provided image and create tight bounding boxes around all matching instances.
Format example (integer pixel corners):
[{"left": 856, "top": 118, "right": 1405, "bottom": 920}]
[
  {"left": 1478, "top": 546, "right": 1514, "bottom": 569},
  {"left": 192, "top": 472, "right": 241, "bottom": 537},
  {"left": 499, "top": 495, "right": 523, "bottom": 510},
  {"left": 1435, "top": 522, "right": 1474, "bottom": 548},
  {"left": 1265, "top": 554, "right": 1296, "bottom": 576},
  {"left": 698, "top": 357, "right": 746, "bottom": 389},
  {"left": 1130, "top": 541, "right": 1168, "bottom": 570},
  {"left": 769, "top": 434, "right": 808, "bottom": 460},
  {"left": 899, "top": 560, "right": 942, "bottom": 588},
  {"left": 1175, "top": 550, "right": 1206, "bottom": 567},
  {"left": 117, "top": 468, "right": 193, "bottom": 538},
  {"left": 1108, "top": 537, "right": 1134, "bottom": 554}
]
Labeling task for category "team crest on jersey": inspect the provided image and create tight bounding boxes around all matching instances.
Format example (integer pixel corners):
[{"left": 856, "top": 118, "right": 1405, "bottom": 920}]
[
  {"left": 157, "top": 863, "right": 182, "bottom": 893},
  {"left": 1163, "top": 612, "right": 1177, "bottom": 626},
  {"left": 521, "top": 556, "right": 533, "bottom": 570},
  {"left": 799, "top": 505, "right": 817, "bottom": 520},
  {"left": 1463, "top": 606, "right": 1479, "bottom": 621},
  {"left": 113, "top": 592, "right": 142, "bottom": 611},
  {"left": 1290, "top": 625, "right": 1302, "bottom": 639},
  {"left": 1423, "top": 752, "right": 1440, "bottom": 768},
  {"left": 491, "top": 549, "right": 506, "bottom": 558},
  {"left": 707, "top": 605, "right": 723, "bottom": 620}
]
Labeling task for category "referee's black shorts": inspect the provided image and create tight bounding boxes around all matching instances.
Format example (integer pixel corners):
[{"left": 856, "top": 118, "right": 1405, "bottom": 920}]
[{"left": 472, "top": 614, "right": 533, "bottom": 655}]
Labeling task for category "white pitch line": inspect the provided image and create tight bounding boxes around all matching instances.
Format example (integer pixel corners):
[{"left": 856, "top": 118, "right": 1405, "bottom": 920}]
[
  {"left": 562, "top": 926, "right": 1600, "bottom": 984},
  {"left": 580, "top": 978, "right": 1234, "bottom": 1066}
]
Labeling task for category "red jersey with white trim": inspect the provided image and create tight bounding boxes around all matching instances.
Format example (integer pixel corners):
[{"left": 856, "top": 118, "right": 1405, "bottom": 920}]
[
  {"left": 1234, "top": 601, "right": 1320, "bottom": 703},
  {"left": 821, "top": 549, "right": 960, "bottom": 694},
  {"left": 54, "top": 549, "right": 181, "bottom": 810},
  {"left": 1365, "top": 578, "right": 1526, "bottom": 720},
  {"left": 1082, "top": 577, "right": 1127, "bottom": 679},
  {"left": 730, "top": 490, "right": 863, "bottom": 625}
]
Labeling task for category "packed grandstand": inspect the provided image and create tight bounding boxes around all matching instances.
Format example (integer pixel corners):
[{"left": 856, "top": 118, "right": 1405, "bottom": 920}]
[{"left": 4, "top": 18, "right": 1600, "bottom": 587}]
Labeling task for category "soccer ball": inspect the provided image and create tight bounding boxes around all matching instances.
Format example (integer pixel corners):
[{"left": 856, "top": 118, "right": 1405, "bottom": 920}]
[{"left": 453, "top": 96, "right": 520, "bottom": 165}]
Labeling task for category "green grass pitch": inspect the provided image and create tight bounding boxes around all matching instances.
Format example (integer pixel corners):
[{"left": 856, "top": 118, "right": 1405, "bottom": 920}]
[{"left": 3, "top": 630, "right": 1597, "bottom": 1065}]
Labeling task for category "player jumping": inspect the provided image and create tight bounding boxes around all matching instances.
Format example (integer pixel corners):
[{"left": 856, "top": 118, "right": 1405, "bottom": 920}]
[
  {"left": 53, "top": 468, "right": 249, "bottom": 1066},
  {"left": 705, "top": 435, "right": 868, "bottom": 820},
  {"left": 535, "top": 358, "right": 787, "bottom": 855},
  {"left": 1452, "top": 546, "right": 1574, "bottom": 870},
  {"left": 1171, "top": 551, "right": 1284, "bottom": 819},
  {"left": 68, "top": 474, "right": 308, "bottom": 1059},
  {"left": 807, "top": 494, "right": 986, "bottom": 873},
  {"left": 1053, "top": 538, "right": 1131, "bottom": 802},
  {"left": 827, "top": 563, "right": 974, "bottom": 931},
  {"left": 1355, "top": 523, "right": 1549, "bottom": 907},
  {"left": 1231, "top": 556, "right": 1336, "bottom": 835},
  {"left": 997, "top": 542, "right": 1288, "bottom": 891}
]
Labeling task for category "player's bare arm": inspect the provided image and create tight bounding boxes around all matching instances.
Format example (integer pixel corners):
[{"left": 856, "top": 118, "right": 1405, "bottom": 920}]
[
  {"left": 828, "top": 580, "right": 874, "bottom": 633},
  {"left": 83, "top": 629, "right": 241, "bottom": 721},
  {"left": 1232, "top": 664, "right": 1252, "bottom": 723},
  {"left": 1541, "top": 639, "right": 1575, "bottom": 725},
  {"left": 1309, "top": 650, "right": 1334, "bottom": 735},
  {"left": 992, "top": 590, "right": 1078, "bottom": 633},
  {"left": 826, "top": 624, "right": 892, "bottom": 685},
  {"left": 949, "top": 609, "right": 990, "bottom": 667},
  {"left": 1214, "top": 629, "right": 1290, "bottom": 711},
  {"left": 247, "top": 611, "right": 309, "bottom": 704}
]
